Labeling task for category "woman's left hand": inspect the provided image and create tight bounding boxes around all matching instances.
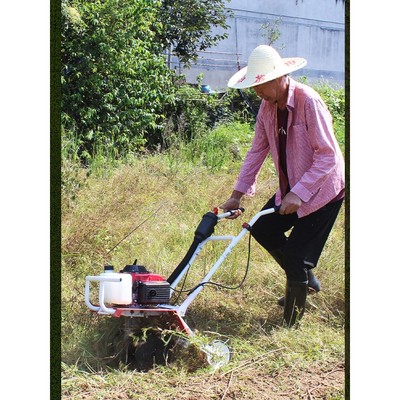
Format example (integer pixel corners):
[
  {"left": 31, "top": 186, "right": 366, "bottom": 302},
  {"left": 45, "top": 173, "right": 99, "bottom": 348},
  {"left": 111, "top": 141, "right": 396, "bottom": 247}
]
[{"left": 279, "top": 192, "right": 302, "bottom": 214}]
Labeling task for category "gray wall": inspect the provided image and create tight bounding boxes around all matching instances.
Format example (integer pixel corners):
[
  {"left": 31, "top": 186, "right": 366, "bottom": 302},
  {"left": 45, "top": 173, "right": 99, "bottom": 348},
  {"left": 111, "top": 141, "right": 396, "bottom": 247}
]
[{"left": 171, "top": 0, "right": 345, "bottom": 90}]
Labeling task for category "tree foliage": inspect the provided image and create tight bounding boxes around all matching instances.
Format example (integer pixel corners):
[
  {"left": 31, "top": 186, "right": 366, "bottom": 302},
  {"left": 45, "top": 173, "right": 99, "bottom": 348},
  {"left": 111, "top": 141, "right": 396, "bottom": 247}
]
[
  {"left": 61, "top": 0, "right": 176, "bottom": 161},
  {"left": 155, "top": 0, "right": 232, "bottom": 67}
]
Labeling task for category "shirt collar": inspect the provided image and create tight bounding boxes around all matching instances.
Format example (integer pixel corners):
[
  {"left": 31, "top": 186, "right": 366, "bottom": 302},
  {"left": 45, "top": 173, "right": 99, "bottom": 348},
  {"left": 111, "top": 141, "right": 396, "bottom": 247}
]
[{"left": 286, "top": 77, "right": 296, "bottom": 110}]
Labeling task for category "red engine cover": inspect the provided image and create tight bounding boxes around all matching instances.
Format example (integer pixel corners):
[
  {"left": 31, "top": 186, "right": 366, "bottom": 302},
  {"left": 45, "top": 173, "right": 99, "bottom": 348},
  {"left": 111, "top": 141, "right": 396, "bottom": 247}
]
[{"left": 128, "top": 272, "right": 167, "bottom": 283}]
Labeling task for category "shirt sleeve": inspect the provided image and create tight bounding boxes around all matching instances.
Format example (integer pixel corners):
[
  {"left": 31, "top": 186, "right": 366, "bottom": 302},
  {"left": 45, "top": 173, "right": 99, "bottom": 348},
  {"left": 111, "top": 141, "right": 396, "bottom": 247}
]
[
  {"left": 290, "top": 96, "right": 341, "bottom": 202},
  {"left": 234, "top": 107, "right": 271, "bottom": 196}
]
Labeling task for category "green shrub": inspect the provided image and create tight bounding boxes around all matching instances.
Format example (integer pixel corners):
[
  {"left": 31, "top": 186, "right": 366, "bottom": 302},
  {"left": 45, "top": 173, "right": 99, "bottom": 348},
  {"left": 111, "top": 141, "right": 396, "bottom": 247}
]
[
  {"left": 313, "top": 81, "right": 345, "bottom": 151},
  {"left": 61, "top": 0, "right": 176, "bottom": 161},
  {"left": 176, "top": 121, "right": 254, "bottom": 171},
  {"left": 162, "top": 84, "right": 236, "bottom": 148},
  {"left": 313, "top": 80, "right": 345, "bottom": 125}
]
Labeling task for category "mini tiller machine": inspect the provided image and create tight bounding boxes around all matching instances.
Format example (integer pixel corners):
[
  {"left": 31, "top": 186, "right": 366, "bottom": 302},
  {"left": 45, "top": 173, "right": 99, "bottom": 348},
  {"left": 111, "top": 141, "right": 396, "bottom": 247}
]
[{"left": 85, "top": 206, "right": 279, "bottom": 369}]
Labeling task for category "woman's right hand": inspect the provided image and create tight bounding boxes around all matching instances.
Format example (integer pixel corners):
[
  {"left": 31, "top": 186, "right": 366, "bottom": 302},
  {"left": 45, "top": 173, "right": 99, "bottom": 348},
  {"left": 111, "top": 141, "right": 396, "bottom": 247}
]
[{"left": 219, "top": 197, "right": 242, "bottom": 219}]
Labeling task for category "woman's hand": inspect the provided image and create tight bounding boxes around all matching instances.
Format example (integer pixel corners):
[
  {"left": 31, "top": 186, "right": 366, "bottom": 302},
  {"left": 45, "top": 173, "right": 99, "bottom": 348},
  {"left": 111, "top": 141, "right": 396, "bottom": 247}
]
[
  {"left": 219, "top": 191, "right": 244, "bottom": 219},
  {"left": 279, "top": 191, "right": 302, "bottom": 214}
]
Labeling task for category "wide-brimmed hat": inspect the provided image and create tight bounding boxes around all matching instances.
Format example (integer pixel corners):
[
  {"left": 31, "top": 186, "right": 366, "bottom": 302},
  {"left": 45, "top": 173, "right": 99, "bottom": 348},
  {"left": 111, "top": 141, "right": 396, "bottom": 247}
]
[{"left": 228, "top": 45, "right": 307, "bottom": 89}]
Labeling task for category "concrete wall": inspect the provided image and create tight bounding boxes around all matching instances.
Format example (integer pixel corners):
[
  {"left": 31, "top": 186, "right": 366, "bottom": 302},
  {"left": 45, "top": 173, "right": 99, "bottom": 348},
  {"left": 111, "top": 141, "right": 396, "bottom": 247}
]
[{"left": 170, "top": 0, "right": 345, "bottom": 90}]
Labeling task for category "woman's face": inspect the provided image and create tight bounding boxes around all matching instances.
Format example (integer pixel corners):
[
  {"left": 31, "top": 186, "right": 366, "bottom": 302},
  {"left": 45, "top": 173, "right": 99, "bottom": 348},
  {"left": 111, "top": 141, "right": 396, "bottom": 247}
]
[
  {"left": 252, "top": 76, "right": 288, "bottom": 106},
  {"left": 253, "top": 79, "right": 279, "bottom": 103}
]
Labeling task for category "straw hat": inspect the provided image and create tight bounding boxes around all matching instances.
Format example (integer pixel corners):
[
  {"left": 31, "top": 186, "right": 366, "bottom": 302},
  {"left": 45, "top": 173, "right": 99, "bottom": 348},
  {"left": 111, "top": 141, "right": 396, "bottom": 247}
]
[{"left": 228, "top": 45, "right": 307, "bottom": 89}]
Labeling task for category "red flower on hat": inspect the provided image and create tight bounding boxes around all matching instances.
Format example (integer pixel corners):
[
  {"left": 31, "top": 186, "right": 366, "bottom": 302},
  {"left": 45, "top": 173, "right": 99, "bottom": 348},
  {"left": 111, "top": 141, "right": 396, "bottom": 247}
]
[
  {"left": 254, "top": 74, "right": 265, "bottom": 83},
  {"left": 285, "top": 60, "right": 296, "bottom": 66},
  {"left": 237, "top": 75, "right": 246, "bottom": 84}
]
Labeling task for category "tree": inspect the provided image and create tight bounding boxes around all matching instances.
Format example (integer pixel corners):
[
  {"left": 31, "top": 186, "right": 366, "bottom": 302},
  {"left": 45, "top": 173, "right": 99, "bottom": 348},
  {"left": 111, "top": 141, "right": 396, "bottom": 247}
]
[
  {"left": 155, "top": 0, "right": 233, "bottom": 67},
  {"left": 61, "top": 0, "right": 176, "bottom": 161},
  {"left": 260, "top": 16, "right": 285, "bottom": 48}
]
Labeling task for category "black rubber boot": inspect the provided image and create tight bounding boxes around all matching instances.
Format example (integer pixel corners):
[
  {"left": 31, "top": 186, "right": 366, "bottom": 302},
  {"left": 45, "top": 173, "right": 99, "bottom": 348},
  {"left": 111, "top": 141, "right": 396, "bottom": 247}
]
[
  {"left": 278, "top": 269, "right": 320, "bottom": 306},
  {"left": 283, "top": 280, "right": 308, "bottom": 328},
  {"left": 307, "top": 269, "right": 321, "bottom": 293}
]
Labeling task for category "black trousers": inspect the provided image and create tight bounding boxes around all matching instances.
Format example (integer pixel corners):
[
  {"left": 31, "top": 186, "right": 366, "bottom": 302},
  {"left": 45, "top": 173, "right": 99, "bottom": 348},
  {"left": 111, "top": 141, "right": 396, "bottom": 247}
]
[{"left": 250, "top": 194, "right": 343, "bottom": 282}]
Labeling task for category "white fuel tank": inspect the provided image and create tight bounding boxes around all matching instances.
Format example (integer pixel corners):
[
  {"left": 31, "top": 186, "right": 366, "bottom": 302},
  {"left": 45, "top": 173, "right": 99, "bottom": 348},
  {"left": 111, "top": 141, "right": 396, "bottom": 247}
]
[{"left": 101, "top": 266, "right": 132, "bottom": 305}]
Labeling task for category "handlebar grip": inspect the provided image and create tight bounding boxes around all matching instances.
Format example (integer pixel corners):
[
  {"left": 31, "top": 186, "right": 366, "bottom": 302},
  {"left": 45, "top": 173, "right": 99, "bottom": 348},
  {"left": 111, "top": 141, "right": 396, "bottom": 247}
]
[
  {"left": 230, "top": 207, "right": 244, "bottom": 215},
  {"left": 216, "top": 207, "right": 245, "bottom": 219}
]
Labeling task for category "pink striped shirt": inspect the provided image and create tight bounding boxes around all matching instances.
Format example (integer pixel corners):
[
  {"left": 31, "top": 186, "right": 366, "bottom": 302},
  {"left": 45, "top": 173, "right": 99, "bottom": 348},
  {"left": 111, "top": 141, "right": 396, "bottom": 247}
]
[{"left": 234, "top": 78, "right": 345, "bottom": 218}]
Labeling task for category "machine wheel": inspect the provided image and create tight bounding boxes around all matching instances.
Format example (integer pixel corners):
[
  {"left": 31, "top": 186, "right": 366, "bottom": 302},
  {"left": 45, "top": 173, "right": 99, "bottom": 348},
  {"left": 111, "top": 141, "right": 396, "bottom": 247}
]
[{"left": 202, "top": 340, "right": 231, "bottom": 370}]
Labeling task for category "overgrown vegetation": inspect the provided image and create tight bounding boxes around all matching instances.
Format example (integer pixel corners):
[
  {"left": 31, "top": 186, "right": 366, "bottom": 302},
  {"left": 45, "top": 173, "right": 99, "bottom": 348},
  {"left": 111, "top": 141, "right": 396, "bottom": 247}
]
[
  {"left": 62, "top": 138, "right": 345, "bottom": 398},
  {"left": 62, "top": 79, "right": 344, "bottom": 208}
]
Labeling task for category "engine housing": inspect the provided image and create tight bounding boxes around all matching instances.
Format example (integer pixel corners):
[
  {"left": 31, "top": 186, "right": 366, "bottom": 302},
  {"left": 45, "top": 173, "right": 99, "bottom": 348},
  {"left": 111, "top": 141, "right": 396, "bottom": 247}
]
[{"left": 121, "top": 263, "right": 170, "bottom": 305}]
